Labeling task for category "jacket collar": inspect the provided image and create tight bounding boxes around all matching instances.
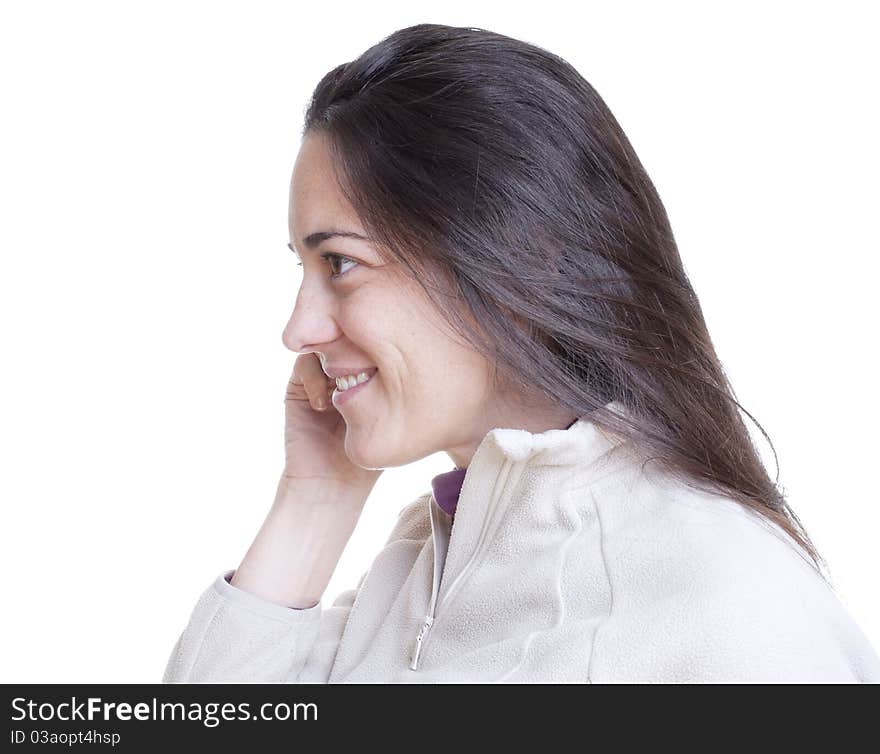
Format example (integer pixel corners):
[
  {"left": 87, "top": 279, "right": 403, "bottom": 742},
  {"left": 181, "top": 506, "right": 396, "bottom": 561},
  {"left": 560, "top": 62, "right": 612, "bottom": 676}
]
[{"left": 428, "top": 400, "right": 630, "bottom": 610}]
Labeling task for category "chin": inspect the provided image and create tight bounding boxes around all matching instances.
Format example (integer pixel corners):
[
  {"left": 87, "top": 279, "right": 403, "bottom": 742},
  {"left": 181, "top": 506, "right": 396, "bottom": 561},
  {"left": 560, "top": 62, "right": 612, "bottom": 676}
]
[
  {"left": 346, "top": 433, "right": 417, "bottom": 470},
  {"left": 343, "top": 434, "right": 378, "bottom": 470}
]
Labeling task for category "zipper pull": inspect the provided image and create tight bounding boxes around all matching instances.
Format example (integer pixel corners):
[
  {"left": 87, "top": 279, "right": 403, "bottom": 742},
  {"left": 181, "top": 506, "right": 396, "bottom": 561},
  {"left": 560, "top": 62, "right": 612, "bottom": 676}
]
[{"left": 410, "top": 616, "right": 434, "bottom": 671}]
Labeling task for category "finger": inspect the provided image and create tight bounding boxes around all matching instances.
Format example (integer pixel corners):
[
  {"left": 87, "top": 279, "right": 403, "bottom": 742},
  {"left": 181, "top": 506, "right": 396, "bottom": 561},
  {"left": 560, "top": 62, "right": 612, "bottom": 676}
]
[{"left": 291, "top": 353, "right": 334, "bottom": 411}]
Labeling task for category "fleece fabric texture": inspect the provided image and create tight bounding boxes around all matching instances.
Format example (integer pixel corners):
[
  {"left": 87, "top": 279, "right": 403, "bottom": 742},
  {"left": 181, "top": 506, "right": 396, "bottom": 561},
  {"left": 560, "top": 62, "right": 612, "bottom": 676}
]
[{"left": 162, "top": 402, "right": 880, "bottom": 683}]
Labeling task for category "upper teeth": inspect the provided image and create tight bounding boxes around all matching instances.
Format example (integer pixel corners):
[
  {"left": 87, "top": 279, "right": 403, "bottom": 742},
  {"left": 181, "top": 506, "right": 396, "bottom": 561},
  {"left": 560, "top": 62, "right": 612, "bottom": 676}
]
[{"left": 335, "top": 372, "right": 372, "bottom": 391}]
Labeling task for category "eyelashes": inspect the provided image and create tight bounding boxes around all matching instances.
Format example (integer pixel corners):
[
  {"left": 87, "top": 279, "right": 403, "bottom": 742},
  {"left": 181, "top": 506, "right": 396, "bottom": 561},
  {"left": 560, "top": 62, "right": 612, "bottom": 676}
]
[
  {"left": 320, "top": 252, "right": 358, "bottom": 279},
  {"left": 295, "top": 252, "right": 359, "bottom": 280}
]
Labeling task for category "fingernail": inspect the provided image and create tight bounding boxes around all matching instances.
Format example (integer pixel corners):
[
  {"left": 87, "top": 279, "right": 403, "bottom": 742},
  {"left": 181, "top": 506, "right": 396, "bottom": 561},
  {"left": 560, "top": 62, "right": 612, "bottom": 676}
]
[{"left": 316, "top": 397, "right": 327, "bottom": 411}]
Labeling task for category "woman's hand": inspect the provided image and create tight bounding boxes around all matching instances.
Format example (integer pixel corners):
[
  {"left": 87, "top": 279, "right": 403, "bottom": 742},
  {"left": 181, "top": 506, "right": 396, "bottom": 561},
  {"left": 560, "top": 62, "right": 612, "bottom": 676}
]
[{"left": 282, "top": 352, "right": 383, "bottom": 491}]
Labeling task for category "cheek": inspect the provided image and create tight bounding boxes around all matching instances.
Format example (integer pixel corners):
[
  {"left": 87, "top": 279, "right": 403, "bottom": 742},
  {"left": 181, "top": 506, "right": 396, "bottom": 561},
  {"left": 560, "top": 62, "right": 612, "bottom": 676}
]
[
  {"left": 337, "top": 294, "right": 386, "bottom": 342},
  {"left": 429, "top": 349, "right": 492, "bottom": 401},
  {"left": 343, "top": 281, "right": 485, "bottom": 393}
]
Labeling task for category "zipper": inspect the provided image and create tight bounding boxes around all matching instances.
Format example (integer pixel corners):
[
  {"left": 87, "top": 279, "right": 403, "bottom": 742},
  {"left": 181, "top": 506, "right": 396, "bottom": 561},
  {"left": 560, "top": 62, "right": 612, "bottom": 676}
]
[
  {"left": 410, "top": 616, "right": 434, "bottom": 670},
  {"left": 409, "top": 495, "right": 447, "bottom": 670},
  {"left": 409, "top": 458, "right": 516, "bottom": 671}
]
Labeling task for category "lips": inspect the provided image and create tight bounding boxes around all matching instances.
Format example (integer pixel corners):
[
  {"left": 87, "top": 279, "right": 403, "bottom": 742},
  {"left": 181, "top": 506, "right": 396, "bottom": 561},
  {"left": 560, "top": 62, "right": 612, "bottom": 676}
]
[
  {"left": 331, "top": 369, "right": 376, "bottom": 407},
  {"left": 323, "top": 365, "right": 379, "bottom": 379}
]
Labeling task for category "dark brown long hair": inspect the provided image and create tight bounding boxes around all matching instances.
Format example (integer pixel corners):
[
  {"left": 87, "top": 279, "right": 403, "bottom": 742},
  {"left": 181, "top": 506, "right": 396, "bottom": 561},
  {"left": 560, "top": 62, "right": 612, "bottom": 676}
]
[{"left": 301, "top": 23, "right": 826, "bottom": 577}]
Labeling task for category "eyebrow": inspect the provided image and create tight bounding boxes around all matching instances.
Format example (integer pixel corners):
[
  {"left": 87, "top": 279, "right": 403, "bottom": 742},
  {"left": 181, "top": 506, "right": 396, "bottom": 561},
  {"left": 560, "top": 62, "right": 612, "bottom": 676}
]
[{"left": 287, "top": 230, "right": 371, "bottom": 257}]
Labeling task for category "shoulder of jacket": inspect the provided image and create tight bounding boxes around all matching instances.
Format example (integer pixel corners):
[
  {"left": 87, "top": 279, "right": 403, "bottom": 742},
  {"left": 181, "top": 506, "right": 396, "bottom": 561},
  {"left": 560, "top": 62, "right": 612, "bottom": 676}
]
[
  {"left": 601, "top": 463, "right": 828, "bottom": 594},
  {"left": 382, "top": 491, "right": 432, "bottom": 547},
  {"left": 586, "top": 464, "right": 880, "bottom": 680},
  {"left": 587, "top": 453, "right": 817, "bottom": 575}
]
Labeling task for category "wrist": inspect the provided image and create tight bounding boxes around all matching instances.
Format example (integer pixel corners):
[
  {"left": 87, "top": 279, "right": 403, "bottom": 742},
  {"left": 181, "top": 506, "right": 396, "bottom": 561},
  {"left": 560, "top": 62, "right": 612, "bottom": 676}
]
[{"left": 274, "top": 472, "right": 376, "bottom": 511}]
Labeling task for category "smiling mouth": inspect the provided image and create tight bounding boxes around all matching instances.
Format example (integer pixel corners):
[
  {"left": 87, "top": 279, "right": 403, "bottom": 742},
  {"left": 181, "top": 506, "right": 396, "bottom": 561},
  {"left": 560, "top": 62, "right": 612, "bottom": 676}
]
[
  {"left": 333, "top": 368, "right": 378, "bottom": 392},
  {"left": 331, "top": 369, "right": 377, "bottom": 407}
]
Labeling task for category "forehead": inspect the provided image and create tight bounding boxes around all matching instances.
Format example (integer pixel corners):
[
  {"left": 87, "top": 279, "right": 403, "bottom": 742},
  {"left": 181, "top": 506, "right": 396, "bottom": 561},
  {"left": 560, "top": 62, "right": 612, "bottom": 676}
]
[{"left": 288, "top": 133, "right": 366, "bottom": 244}]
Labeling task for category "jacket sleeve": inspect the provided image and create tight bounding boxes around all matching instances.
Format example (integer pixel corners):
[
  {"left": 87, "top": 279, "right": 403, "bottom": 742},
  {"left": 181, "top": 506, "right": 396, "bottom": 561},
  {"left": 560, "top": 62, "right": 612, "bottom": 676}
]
[
  {"left": 162, "top": 568, "right": 366, "bottom": 683},
  {"left": 162, "top": 492, "right": 432, "bottom": 684}
]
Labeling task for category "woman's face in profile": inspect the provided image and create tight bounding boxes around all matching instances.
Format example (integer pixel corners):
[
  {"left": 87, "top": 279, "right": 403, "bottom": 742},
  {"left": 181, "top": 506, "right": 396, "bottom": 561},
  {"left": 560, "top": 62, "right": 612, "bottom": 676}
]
[{"left": 284, "top": 131, "right": 506, "bottom": 469}]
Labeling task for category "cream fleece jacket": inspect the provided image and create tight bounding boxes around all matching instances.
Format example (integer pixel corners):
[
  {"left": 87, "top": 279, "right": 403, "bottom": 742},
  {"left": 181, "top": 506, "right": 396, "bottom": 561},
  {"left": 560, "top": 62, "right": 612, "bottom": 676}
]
[{"left": 162, "top": 402, "right": 880, "bottom": 683}]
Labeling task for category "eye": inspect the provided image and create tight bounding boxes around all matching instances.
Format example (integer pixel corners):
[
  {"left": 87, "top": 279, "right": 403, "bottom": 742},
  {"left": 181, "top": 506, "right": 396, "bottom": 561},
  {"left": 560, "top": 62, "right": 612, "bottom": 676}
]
[{"left": 319, "top": 252, "right": 359, "bottom": 279}]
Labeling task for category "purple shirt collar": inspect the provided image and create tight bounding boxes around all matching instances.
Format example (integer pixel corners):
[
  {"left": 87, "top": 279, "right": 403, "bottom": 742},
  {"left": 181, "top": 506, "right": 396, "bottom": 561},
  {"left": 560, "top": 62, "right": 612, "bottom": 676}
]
[
  {"left": 431, "top": 467, "right": 468, "bottom": 517},
  {"left": 430, "top": 417, "right": 579, "bottom": 518}
]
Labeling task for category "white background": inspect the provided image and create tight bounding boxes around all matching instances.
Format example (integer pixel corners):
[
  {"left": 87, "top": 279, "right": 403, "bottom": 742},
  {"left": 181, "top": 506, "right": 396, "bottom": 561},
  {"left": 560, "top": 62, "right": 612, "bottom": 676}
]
[{"left": 1, "top": 1, "right": 877, "bottom": 682}]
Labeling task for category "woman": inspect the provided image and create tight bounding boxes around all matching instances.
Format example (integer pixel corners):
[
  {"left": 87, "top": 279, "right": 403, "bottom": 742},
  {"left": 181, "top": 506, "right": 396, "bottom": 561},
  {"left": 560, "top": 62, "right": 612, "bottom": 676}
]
[{"left": 163, "top": 24, "right": 880, "bottom": 683}]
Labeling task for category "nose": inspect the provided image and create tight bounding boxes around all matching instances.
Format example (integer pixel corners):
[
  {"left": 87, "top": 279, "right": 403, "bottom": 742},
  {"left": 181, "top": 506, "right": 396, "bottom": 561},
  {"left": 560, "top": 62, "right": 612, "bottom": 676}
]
[{"left": 281, "top": 282, "right": 339, "bottom": 353}]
